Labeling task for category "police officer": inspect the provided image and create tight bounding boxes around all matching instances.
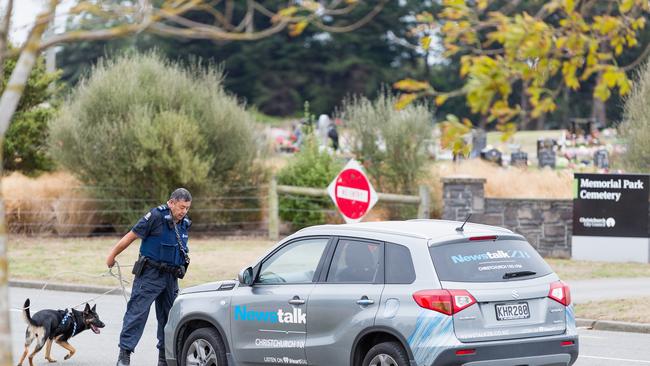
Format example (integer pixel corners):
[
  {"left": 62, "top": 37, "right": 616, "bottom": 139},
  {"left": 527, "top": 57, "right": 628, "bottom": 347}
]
[{"left": 106, "top": 188, "right": 192, "bottom": 366}]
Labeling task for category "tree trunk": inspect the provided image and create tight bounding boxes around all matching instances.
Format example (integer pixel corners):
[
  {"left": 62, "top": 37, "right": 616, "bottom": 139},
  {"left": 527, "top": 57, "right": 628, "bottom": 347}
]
[
  {"left": 520, "top": 87, "right": 530, "bottom": 130},
  {"left": 562, "top": 87, "right": 570, "bottom": 129},
  {"left": 0, "top": 10, "right": 50, "bottom": 136},
  {"left": 592, "top": 96, "right": 606, "bottom": 128},
  {"left": 0, "top": 3, "right": 55, "bottom": 364},
  {"left": 0, "top": 143, "right": 8, "bottom": 366},
  {"left": 535, "top": 112, "right": 546, "bottom": 130}
]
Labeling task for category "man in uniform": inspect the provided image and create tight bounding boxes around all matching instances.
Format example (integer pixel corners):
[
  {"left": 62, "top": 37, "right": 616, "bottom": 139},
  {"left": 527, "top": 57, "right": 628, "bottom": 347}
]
[{"left": 106, "top": 188, "right": 192, "bottom": 366}]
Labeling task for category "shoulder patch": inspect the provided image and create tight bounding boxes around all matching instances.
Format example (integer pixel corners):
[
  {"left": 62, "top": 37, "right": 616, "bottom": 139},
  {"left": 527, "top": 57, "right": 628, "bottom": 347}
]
[
  {"left": 184, "top": 217, "right": 192, "bottom": 228},
  {"left": 157, "top": 204, "right": 168, "bottom": 211},
  {"left": 144, "top": 212, "right": 152, "bottom": 221}
]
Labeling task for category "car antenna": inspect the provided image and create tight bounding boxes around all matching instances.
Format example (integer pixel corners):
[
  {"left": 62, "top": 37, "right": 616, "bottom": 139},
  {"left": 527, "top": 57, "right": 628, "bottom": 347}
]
[{"left": 455, "top": 214, "right": 472, "bottom": 232}]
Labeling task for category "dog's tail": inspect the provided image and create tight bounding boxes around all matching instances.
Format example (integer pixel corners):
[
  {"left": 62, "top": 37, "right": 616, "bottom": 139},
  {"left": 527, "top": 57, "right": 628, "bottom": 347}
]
[{"left": 22, "top": 298, "right": 37, "bottom": 326}]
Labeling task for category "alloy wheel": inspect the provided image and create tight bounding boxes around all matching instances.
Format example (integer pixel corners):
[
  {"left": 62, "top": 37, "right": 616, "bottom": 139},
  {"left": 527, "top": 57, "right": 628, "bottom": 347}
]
[{"left": 185, "top": 338, "right": 218, "bottom": 366}]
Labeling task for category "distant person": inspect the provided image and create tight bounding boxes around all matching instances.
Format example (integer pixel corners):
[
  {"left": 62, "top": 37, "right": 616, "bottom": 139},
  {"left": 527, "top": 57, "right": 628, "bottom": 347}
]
[
  {"left": 328, "top": 123, "right": 339, "bottom": 151},
  {"left": 292, "top": 122, "right": 303, "bottom": 149},
  {"left": 106, "top": 188, "right": 192, "bottom": 366}
]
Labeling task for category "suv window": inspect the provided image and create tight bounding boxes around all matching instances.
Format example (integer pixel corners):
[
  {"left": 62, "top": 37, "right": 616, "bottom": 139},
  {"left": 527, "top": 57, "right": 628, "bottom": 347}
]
[
  {"left": 429, "top": 240, "right": 553, "bottom": 283},
  {"left": 385, "top": 243, "right": 415, "bottom": 284},
  {"left": 258, "top": 238, "right": 329, "bottom": 284},
  {"left": 327, "top": 239, "right": 381, "bottom": 283}
]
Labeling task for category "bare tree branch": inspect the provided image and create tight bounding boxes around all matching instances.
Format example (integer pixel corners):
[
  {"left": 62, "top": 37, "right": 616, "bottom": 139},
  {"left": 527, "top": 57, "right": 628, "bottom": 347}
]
[
  {"left": 312, "top": 0, "right": 387, "bottom": 33},
  {"left": 621, "top": 41, "right": 650, "bottom": 72}
]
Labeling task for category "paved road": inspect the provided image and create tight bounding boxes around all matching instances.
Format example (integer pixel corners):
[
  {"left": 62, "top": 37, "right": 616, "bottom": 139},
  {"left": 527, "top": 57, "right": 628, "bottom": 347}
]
[
  {"left": 9, "top": 287, "right": 158, "bottom": 366},
  {"left": 567, "top": 277, "right": 650, "bottom": 304},
  {"left": 9, "top": 286, "right": 650, "bottom": 366},
  {"left": 575, "top": 328, "right": 650, "bottom": 365}
]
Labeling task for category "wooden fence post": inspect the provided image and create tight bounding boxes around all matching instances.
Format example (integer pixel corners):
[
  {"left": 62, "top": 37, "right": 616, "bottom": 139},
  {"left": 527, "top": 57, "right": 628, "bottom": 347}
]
[
  {"left": 268, "top": 177, "right": 279, "bottom": 241},
  {"left": 417, "top": 185, "right": 430, "bottom": 219}
]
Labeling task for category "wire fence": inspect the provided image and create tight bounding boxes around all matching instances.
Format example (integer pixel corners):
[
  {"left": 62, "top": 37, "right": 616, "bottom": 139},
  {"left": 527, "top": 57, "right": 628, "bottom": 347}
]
[{"left": 4, "top": 183, "right": 429, "bottom": 238}]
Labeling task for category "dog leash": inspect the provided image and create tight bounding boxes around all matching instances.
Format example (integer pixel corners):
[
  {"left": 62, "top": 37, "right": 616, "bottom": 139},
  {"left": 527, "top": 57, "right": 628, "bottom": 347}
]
[
  {"left": 12, "top": 261, "right": 132, "bottom": 311},
  {"left": 67, "top": 261, "right": 131, "bottom": 309}
]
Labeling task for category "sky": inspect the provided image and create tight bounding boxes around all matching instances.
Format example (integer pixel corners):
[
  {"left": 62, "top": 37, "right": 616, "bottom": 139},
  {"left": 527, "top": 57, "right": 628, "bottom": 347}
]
[{"left": 2, "top": 0, "right": 75, "bottom": 45}]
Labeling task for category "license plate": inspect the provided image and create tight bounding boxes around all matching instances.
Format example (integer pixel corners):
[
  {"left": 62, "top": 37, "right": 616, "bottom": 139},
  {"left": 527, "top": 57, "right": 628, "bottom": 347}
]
[{"left": 495, "top": 302, "right": 530, "bottom": 321}]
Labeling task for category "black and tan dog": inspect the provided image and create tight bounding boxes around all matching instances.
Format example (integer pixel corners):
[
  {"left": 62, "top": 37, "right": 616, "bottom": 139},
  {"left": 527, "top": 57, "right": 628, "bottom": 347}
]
[{"left": 18, "top": 298, "right": 105, "bottom": 366}]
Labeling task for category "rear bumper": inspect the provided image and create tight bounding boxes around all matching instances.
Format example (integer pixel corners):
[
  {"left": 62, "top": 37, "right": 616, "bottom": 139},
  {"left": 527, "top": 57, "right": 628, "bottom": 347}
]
[{"left": 430, "top": 335, "right": 579, "bottom": 366}]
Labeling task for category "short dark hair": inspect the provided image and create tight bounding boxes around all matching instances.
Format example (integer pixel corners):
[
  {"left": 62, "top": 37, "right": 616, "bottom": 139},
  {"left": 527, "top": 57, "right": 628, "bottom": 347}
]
[{"left": 170, "top": 188, "right": 192, "bottom": 202}]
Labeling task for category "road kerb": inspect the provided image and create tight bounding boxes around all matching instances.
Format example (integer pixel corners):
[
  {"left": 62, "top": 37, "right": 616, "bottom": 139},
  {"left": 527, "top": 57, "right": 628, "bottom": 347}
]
[
  {"left": 577, "top": 318, "right": 650, "bottom": 334},
  {"left": 9, "top": 279, "right": 128, "bottom": 296}
]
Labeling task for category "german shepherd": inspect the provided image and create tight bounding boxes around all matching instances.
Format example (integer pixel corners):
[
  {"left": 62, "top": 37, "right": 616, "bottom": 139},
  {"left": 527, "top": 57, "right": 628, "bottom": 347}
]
[{"left": 18, "top": 298, "right": 105, "bottom": 366}]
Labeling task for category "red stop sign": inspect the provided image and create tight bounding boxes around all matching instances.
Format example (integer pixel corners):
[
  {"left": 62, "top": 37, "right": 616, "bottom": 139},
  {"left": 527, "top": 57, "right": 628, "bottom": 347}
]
[{"left": 328, "top": 160, "right": 378, "bottom": 223}]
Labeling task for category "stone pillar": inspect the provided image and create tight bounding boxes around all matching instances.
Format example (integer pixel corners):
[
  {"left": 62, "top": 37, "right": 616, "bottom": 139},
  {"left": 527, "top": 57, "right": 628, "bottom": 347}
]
[{"left": 442, "top": 176, "right": 486, "bottom": 221}]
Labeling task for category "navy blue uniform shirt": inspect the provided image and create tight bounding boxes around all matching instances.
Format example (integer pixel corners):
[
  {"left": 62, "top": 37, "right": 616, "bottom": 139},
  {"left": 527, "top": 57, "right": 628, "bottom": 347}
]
[{"left": 131, "top": 205, "right": 190, "bottom": 266}]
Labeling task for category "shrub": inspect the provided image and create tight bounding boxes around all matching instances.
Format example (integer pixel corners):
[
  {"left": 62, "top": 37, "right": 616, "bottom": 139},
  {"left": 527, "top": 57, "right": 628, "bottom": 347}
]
[
  {"left": 277, "top": 134, "right": 343, "bottom": 229},
  {"left": 2, "top": 53, "right": 60, "bottom": 174},
  {"left": 4, "top": 107, "right": 56, "bottom": 174},
  {"left": 620, "top": 61, "right": 650, "bottom": 173},
  {"left": 49, "top": 53, "right": 263, "bottom": 228},
  {"left": 341, "top": 93, "right": 433, "bottom": 194}
]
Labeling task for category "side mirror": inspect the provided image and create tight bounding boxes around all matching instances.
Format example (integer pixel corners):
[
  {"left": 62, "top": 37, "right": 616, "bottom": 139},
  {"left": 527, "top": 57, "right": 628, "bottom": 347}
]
[{"left": 238, "top": 267, "right": 254, "bottom": 286}]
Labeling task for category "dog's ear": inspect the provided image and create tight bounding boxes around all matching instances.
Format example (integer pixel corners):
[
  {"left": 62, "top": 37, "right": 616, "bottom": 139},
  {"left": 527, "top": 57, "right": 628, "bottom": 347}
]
[
  {"left": 84, "top": 303, "right": 91, "bottom": 313},
  {"left": 91, "top": 304, "right": 97, "bottom": 312}
]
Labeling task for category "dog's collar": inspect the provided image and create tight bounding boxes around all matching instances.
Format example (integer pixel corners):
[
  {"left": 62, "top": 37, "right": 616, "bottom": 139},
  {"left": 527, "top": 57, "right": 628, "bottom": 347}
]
[{"left": 59, "top": 310, "right": 77, "bottom": 337}]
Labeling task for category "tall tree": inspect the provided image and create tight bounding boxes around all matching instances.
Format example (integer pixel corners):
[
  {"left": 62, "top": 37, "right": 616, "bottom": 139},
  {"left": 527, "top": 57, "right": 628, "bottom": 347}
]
[
  {"left": 57, "top": 1, "right": 424, "bottom": 116},
  {"left": 395, "top": 0, "right": 650, "bottom": 132}
]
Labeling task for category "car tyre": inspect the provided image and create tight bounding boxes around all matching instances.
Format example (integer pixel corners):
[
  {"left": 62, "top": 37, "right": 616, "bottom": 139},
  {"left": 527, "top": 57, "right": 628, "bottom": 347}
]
[
  {"left": 180, "top": 327, "right": 227, "bottom": 366},
  {"left": 362, "top": 341, "right": 409, "bottom": 366}
]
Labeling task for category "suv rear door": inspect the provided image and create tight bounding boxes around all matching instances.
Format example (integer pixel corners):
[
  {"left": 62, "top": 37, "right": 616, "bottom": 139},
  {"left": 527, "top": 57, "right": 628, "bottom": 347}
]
[
  {"left": 429, "top": 238, "right": 566, "bottom": 342},
  {"left": 305, "top": 237, "right": 384, "bottom": 365}
]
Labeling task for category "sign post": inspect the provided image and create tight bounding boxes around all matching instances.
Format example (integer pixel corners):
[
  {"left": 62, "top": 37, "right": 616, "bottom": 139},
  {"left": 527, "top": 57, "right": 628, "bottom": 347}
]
[
  {"left": 572, "top": 173, "right": 650, "bottom": 262},
  {"left": 328, "top": 160, "right": 378, "bottom": 223}
]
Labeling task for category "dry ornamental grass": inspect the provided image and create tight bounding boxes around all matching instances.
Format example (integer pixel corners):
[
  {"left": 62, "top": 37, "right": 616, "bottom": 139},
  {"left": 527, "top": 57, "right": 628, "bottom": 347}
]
[
  {"left": 435, "top": 160, "right": 574, "bottom": 199},
  {"left": 3, "top": 172, "right": 102, "bottom": 235}
]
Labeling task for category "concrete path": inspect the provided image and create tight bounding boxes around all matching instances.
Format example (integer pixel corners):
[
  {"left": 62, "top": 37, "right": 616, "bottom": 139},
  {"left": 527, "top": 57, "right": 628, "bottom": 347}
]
[{"left": 566, "top": 277, "right": 650, "bottom": 304}]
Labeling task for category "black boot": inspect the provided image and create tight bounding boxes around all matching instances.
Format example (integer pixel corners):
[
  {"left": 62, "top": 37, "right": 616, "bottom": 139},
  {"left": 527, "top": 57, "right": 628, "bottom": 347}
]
[
  {"left": 116, "top": 348, "right": 131, "bottom": 366},
  {"left": 158, "top": 348, "right": 167, "bottom": 366}
]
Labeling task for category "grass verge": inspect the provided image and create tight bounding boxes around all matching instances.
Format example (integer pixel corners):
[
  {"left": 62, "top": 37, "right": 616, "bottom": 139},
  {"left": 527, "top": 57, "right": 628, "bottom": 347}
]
[
  {"left": 575, "top": 298, "right": 650, "bottom": 324},
  {"left": 546, "top": 258, "right": 650, "bottom": 281},
  {"left": 8, "top": 236, "right": 275, "bottom": 288}
]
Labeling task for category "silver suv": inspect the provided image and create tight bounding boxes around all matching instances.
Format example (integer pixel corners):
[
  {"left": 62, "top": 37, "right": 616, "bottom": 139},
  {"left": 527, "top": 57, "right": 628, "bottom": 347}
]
[{"left": 164, "top": 220, "right": 579, "bottom": 366}]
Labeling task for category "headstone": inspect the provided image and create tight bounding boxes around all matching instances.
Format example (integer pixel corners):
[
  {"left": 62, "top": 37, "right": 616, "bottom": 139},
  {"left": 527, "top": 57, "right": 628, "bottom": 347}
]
[
  {"left": 480, "top": 148, "right": 502, "bottom": 165},
  {"left": 537, "top": 138, "right": 557, "bottom": 168},
  {"left": 511, "top": 151, "right": 528, "bottom": 167},
  {"left": 471, "top": 129, "right": 487, "bottom": 158},
  {"left": 593, "top": 149, "right": 609, "bottom": 169}
]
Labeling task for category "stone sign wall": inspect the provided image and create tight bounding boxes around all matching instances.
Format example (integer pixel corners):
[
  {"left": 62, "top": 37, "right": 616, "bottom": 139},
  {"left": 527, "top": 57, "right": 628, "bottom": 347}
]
[{"left": 442, "top": 176, "right": 572, "bottom": 258}]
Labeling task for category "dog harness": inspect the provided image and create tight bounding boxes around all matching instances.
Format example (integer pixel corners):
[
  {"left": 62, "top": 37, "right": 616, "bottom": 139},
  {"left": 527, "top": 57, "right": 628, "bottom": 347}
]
[{"left": 58, "top": 310, "right": 77, "bottom": 337}]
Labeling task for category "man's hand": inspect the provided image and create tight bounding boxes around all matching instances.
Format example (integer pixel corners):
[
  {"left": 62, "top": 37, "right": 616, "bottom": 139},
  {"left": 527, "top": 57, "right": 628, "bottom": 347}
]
[
  {"left": 106, "top": 231, "right": 139, "bottom": 268},
  {"left": 106, "top": 255, "right": 116, "bottom": 268}
]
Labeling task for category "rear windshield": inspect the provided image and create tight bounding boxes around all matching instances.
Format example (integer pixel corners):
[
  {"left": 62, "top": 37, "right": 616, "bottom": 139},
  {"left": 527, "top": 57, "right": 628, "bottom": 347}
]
[{"left": 429, "top": 240, "right": 553, "bottom": 283}]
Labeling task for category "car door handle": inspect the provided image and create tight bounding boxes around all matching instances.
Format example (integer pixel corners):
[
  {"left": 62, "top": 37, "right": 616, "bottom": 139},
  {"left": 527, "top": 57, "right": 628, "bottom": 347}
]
[
  {"left": 288, "top": 297, "right": 305, "bottom": 305},
  {"left": 356, "top": 296, "right": 374, "bottom": 306}
]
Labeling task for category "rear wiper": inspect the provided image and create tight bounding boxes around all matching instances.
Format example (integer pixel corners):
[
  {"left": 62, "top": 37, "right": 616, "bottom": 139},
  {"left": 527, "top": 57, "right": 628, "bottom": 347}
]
[{"left": 503, "top": 271, "right": 537, "bottom": 279}]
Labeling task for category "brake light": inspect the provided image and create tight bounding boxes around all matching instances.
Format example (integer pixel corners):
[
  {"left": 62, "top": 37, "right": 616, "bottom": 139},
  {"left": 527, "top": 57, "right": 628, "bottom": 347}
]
[
  {"left": 561, "top": 341, "right": 575, "bottom": 347},
  {"left": 413, "top": 289, "right": 476, "bottom": 315},
  {"left": 469, "top": 235, "right": 497, "bottom": 241},
  {"left": 548, "top": 281, "right": 571, "bottom": 306}
]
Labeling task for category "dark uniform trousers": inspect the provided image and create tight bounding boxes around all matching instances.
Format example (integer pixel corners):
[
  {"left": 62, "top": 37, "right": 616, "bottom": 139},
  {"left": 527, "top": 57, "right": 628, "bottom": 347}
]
[{"left": 119, "top": 265, "right": 179, "bottom": 352}]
